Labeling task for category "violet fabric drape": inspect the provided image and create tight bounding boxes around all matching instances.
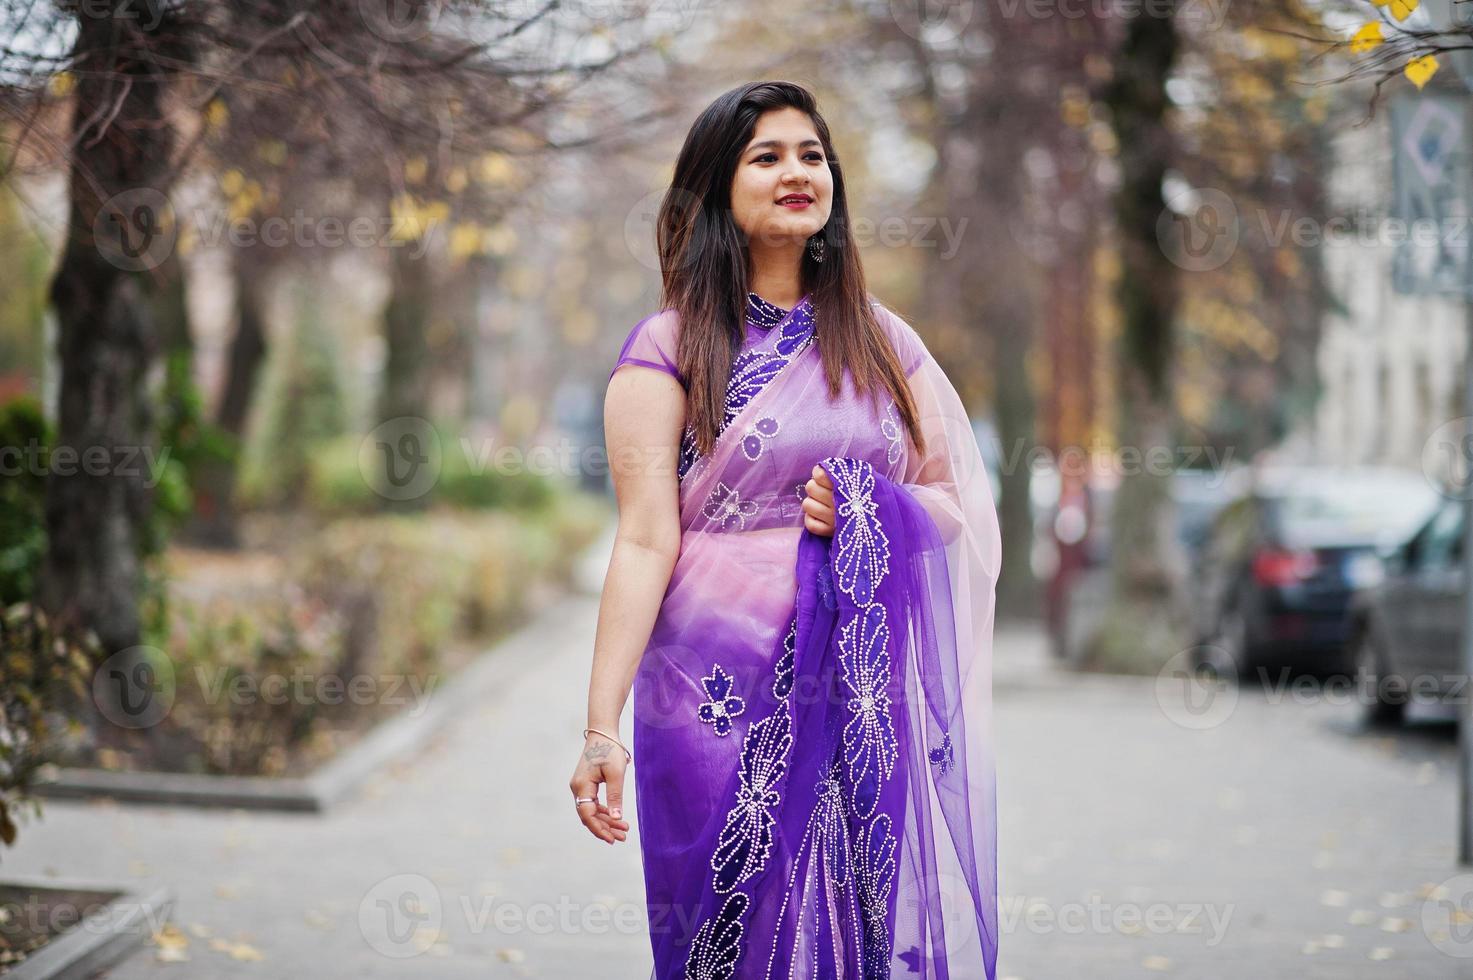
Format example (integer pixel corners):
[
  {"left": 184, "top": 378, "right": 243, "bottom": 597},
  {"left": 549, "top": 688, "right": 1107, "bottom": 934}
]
[{"left": 609, "top": 293, "right": 1001, "bottom": 979}]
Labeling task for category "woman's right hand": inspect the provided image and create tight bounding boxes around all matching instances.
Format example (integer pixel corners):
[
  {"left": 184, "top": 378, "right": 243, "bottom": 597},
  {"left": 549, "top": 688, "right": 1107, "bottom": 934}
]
[
  {"left": 802, "top": 464, "right": 836, "bottom": 537},
  {"left": 569, "top": 733, "right": 631, "bottom": 845}
]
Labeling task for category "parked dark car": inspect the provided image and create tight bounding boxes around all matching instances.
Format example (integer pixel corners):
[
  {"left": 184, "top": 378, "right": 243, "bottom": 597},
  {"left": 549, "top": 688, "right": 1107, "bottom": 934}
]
[
  {"left": 1346, "top": 497, "right": 1465, "bottom": 724},
  {"left": 1192, "top": 467, "right": 1440, "bottom": 679}
]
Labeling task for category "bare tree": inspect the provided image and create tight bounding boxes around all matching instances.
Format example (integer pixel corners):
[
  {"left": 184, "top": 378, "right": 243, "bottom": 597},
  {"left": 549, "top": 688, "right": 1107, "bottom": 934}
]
[{"left": 0, "top": 0, "right": 677, "bottom": 682}]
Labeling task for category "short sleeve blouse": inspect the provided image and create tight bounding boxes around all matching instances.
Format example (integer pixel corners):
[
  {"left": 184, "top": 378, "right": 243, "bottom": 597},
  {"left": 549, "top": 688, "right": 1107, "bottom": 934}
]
[{"left": 609, "top": 310, "right": 684, "bottom": 387}]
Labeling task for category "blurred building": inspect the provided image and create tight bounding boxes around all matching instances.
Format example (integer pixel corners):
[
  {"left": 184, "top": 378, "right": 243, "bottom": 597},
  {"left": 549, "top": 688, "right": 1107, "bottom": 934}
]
[{"left": 1311, "top": 89, "right": 1467, "bottom": 469}]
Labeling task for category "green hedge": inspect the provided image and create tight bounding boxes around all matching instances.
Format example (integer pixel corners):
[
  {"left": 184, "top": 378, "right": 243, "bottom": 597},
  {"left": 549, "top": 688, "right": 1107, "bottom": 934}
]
[{"left": 120, "top": 493, "right": 609, "bottom": 776}]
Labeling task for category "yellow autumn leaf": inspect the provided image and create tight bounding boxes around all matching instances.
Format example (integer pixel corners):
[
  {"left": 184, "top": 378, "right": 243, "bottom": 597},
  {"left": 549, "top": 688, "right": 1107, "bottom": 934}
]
[
  {"left": 1060, "top": 89, "right": 1091, "bottom": 128},
  {"left": 219, "top": 169, "right": 245, "bottom": 197},
  {"left": 47, "top": 71, "right": 74, "bottom": 97},
  {"left": 227, "top": 942, "right": 264, "bottom": 961},
  {"left": 449, "top": 222, "right": 483, "bottom": 259},
  {"left": 152, "top": 923, "right": 189, "bottom": 951},
  {"left": 1406, "top": 54, "right": 1439, "bottom": 89},
  {"left": 446, "top": 166, "right": 467, "bottom": 194},
  {"left": 1350, "top": 22, "right": 1383, "bottom": 53},
  {"left": 389, "top": 195, "right": 447, "bottom": 242},
  {"left": 1389, "top": 0, "right": 1418, "bottom": 20},
  {"left": 256, "top": 139, "right": 286, "bottom": 166},
  {"left": 205, "top": 99, "right": 228, "bottom": 132},
  {"left": 388, "top": 195, "right": 423, "bottom": 242},
  {"left": 476, "top": 152, "right": 514, "bottom": 187},
  {"left": 226, "top": 197, "right": 251, "bottom": 224},
  {"left": 484, "top": 222, "right": 518, "bottom": 256},
  {"left": 405, "top": 156, "right": 428, "bottom": 185}
]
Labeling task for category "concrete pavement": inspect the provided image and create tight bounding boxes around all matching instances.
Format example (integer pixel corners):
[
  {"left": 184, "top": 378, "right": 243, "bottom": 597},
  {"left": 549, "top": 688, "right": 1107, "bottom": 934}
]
[{"left": 3, "top": 544, "right": 1467, "bottom": 978}]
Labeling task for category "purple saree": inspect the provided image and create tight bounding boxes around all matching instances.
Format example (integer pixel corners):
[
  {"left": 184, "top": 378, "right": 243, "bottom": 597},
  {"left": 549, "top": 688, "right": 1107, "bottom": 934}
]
[{"left": 608, "top": 292, "right": 1002, "bottom": 979}]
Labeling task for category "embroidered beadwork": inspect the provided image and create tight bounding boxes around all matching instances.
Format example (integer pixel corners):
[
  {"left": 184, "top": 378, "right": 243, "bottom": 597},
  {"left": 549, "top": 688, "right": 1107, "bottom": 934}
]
[
  {"left": 855, "top": 813, "right": 898, "bottom": 972},
  {"left": 746, "top": 291, "right": 789, "bottom": 330},
  {"left": 837, "top": 603, "right": 900, "bottom": 818},
  {"left": 741, "top": 416, "right": 780, "bottom": 461},
  {"left": 684, "top": 891, "right": 750, "bottom": 980},
  {"left": 697, "top": 664, "right": 746, "bottom": 737},
  {"left": 826, "top": 457, "right": 891, "bottom": 607},
  {"left": 816, "top": 560, "right": 838, "bottom": 612},
  {"left": 762, "top": 752, "right": 860, "bottom": 980},
  {"left": 929, "top": 730, "right": 955, "bottom": 777},
  {"left": 710, "top": 707, "right": 792, "bottom": 894},
  {"left": 881, "top": 401, "right": 903, "bottom": 466},
  {"left": 683, "top": 452, "right": 911, "bottom": 980},
  {"left": 677, "top": 298, "right": 817, "bottom": 482},
  {"left": 702, "top": 481, "right": 759, "bottom": 532},
  {"left": 815, "top": 759, "right": 849, "bottom": 887},
  {"left": 772, "top": 616, "right": 796, "bottom": 700}
]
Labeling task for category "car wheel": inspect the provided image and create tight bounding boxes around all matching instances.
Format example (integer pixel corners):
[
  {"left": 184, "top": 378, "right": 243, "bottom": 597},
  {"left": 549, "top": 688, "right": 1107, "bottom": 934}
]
[{"left": 1352, "top": 626, "right": 1405, "bottom": 727}]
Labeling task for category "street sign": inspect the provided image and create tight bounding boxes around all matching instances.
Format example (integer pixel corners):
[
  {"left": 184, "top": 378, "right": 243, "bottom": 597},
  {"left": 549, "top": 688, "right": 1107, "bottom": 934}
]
[{"left": 1390, "top": 91, "right": 1473, "bottom": 297}]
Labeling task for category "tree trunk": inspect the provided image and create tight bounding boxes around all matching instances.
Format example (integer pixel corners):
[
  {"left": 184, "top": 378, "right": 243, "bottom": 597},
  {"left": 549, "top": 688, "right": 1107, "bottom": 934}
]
[
  {"left": 182, "top": 247, "right": 270, "bottom": 547},
  {"left": 376, "top": 238, "right": 435, "bottom": 512},
  {"left": 1090, "top": 1, "right": 1192, "bottom": 673},
  {"left": 39, "top": 1, "right": 185, "bottom": 730}
]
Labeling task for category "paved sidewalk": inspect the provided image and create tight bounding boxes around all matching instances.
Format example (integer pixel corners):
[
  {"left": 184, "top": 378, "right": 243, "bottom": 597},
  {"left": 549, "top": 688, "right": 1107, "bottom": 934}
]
[{"left": 3, "top": 542, "right": 1467, "bottom": 977}]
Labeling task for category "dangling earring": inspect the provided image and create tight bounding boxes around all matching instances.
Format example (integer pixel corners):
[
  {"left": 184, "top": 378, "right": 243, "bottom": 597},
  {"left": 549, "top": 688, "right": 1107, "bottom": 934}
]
[{"left": 807, "top": 233, "right": 826, "bottom": 263}]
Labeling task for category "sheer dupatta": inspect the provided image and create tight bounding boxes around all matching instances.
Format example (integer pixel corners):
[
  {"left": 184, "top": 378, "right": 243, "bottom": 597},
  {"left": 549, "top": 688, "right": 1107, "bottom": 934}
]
[{"left": 629, "top": 296, "right": 1001, "bottom": 980}]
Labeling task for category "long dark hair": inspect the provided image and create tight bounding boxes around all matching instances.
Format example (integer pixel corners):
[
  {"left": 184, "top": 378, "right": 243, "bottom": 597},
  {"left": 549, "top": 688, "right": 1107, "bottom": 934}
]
[{"left": 656, "top": 80, "right": 925, "bottom": 460}]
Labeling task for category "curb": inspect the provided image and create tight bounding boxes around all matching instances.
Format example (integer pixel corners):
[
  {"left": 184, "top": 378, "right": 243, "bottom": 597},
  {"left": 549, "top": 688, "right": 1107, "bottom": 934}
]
[
  {"left": 32, "top": 523, "right": 616, "bottom": 813},
  {"left": 0, "top": 876, "right": 174, "bottom": 980}
]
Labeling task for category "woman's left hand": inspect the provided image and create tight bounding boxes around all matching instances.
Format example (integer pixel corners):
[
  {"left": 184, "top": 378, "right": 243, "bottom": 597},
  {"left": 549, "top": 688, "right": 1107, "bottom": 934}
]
[{"left": 802, "top": 464, "right": 835, "bottom": 537}]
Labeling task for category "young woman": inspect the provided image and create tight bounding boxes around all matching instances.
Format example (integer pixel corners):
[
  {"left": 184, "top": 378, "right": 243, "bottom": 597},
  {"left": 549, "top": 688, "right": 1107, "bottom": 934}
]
[{"left": 569, "top": 80, "right": 1002, "bottom": 980}]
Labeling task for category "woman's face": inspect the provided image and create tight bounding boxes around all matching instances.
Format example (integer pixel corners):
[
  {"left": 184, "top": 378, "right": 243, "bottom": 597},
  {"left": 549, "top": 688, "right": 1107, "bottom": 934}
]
[{"left": 729, "top": 107, "right": 834, "bottom": 250}]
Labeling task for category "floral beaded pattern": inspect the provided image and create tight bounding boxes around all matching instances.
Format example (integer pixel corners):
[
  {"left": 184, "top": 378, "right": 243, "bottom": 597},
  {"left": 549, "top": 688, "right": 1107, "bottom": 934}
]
[
  {"left": 837, "top": 603, "right": 899, "bottom": 819},
  {"left": 745, "top": 291, "right": 791, "bottom": 330},
  {"left": 710, "top": 705, "right": 792, "bottom": 895},
  {"left": 880, "top": 401, "right": 903, "bottom": 466},
  {"left": 829, "top": 457, "right": 890, "bottom": 607},
  {"left": 685, "top": 892, "right": 749, "bottom": 980},
  {"left": 929, "top": 730, "right": 955, "bottom": 777},
  {"left": 702, "top": 482, "right": 759, "bottom": 532},
  {"left": 742, "top": 417, "right": 780, "bottom": 461},
  {"left": 772, "top": 616, "right": 796, "bottom": 701},
  {"left": 679, "top": 295, "right": 817, "bottom": 484},
  {"left": 697, "top": 664, "right": 746, "bottom": 737},
  {"left": 814, "top": 456, "right": 902, "bottom": 970},
  {"left": 682, "top": 456, "right": 904, "bottom": 979}
]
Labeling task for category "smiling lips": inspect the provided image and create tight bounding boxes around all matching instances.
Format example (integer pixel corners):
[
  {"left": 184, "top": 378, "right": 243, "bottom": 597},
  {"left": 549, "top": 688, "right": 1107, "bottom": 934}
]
[{"left": 777, "top": 194, "right": 813, "bottom": 207}]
